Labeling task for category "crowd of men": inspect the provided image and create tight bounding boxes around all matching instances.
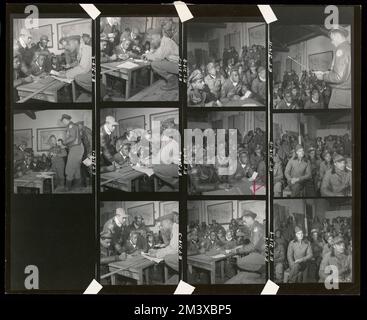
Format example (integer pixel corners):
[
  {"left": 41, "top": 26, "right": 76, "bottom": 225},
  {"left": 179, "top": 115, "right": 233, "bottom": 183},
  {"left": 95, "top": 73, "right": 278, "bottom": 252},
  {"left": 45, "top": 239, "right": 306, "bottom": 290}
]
[
  {"left": 273, "top": 133, "right": 352, "bottom": 197},
  {"left": 187, "top": 44, "right": 266, "bottom": 106},
  {"left": 14, "top": 114, "right": 92, "bottom": 192},
  {"left": 188, "top": 127, "right": 266, "bottom": 195},
  {"left": 13, "top": 26, "right": 92, "bottom": 102},
  {"left": 100, "top": 18, "right": 179, "bottom": 95},
  {"left": 100, "top": 207, "right": 179, "bottom": 284},
  {"left": 274, "top": 26, "right": 351, "bottom": 109},
  {"left": 187, "top": 210, "right": 266, "bottom": 283},
  {"left": 274, "top": 216, "right": 352, "bottom": 283},
  {"left": 100, "top": 115, "right": 180, "bottom": 191}
]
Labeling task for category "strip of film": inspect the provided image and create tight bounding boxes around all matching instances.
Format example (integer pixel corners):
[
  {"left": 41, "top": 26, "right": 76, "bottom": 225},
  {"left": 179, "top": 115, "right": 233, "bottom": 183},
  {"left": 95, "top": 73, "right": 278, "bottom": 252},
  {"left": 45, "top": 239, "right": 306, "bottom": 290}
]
[{"left": 5, "top": 3, "right": 361, "bottom": 295}]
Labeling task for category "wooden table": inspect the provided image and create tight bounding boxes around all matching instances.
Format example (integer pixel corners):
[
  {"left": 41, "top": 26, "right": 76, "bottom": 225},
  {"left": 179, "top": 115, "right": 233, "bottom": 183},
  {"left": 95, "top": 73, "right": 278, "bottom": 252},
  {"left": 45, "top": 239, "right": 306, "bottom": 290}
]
[
  {"left": 187, "top": 250, "right": 237, "bottom": 284},
  {"left": 16, "top": 76, "right": 75, "bottom": 103},
  {"left": 108, "top": 255, "right": 156, "bottom": 285},
  {"left": 202, "top": 179, "right": 264, "bottom": 196},
  {"left": 101, "top": 60, "right": 154, "bottom": 100},
  {"left": 14, "top": 171, "right": 54, "bottom": 194},
  {"left": 100, "top": 166, "right": 147, "bottom": 192},
  {"left": 221, "top": 97, "right": 264, "bottom": 107}
]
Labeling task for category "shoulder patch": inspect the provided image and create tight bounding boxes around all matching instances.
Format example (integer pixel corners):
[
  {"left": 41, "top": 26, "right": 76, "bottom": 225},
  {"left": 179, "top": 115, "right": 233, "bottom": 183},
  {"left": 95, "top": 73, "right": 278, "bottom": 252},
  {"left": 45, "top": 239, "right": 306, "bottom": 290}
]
[{"left": 336, "top": 49, "right": 343, "bottom": 57}]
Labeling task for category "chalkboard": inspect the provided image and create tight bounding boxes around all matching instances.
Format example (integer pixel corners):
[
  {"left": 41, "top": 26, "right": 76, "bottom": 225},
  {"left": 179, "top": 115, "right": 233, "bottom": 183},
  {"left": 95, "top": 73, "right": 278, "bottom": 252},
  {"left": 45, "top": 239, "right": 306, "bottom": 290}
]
[{"left": 308, "top": 51, "right": 333, "bottom": 72}]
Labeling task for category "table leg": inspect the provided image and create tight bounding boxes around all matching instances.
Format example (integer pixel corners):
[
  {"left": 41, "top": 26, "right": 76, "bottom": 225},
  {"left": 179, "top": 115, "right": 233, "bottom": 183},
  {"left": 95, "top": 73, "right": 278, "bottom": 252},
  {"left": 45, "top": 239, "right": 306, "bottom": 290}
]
[
  {"left": 210, "top": 263, "right": 216, "bottom": 284},
  {"left": 220, "top": 261, "right": 225, "bottom": 281},
  {"left": 126, "top": 72, "right": 131, "bottom": 100},
  {"left": 164, "top": 265, "right": 169, "bottom": 284},
  {"left": 111, "top": 274, "right": 116, "bottom": 285},
  {"left": 150, "top": 68, "right": 154, "bottom": 85},
  {"left": 71, "top": 81, "right": 76, "bottom": 102},
  {"left": 145, "top": 268, "right": 150, "bottom": 285},
  {"left": 138, "top": 270, "right": 143, "bottom": 285}
]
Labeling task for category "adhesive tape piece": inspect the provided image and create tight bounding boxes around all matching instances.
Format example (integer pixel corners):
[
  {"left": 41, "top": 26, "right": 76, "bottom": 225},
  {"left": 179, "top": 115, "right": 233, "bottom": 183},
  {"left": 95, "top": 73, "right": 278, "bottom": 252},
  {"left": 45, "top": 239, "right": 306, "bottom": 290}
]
[
  {"left": 260, "top": 279, "right": 279, "bottom": 295},
  {"left": 83, "top": 279, "right": 103, "bottom": 294},
  {"left": 257, "top": 5, "right": 277, "bottom": 24},
  {"left": 173, "top": 1, "right": 194, "bottom": 23},
  {"left": 79, "top": 4, "right": 101, "bottom": 20},
  {"left": 174, "top": 280, "right": 195, "bottom": 295}
]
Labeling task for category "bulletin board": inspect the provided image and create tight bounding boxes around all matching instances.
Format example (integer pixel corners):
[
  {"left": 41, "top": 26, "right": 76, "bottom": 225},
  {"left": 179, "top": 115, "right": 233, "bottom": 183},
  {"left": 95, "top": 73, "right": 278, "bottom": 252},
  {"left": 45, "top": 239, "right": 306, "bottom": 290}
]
[
  {"left": 207, "top": 201, "right": 233, "bottom": 225},
  {"left": 308, "top": 51, "right": 333, "bottom": 72}
]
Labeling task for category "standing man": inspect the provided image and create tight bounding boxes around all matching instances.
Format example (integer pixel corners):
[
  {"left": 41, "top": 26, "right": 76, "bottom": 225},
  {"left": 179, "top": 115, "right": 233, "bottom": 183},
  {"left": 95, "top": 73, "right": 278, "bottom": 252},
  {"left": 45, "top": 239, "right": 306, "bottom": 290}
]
[
  {"left": 287, "top": 226, "right": 313, "bottom": 283},
  {"left": 314, "top": 26, "right": 351, "bottom": 108},
  {"left": 100, "top": 116, "right": 119, "bottom": 169},
  {"left": 61, "top": 114, "right": 84, "bottom": 191},
  {"left": 16, "top": 28, "right": 34, "bottom": 70}
]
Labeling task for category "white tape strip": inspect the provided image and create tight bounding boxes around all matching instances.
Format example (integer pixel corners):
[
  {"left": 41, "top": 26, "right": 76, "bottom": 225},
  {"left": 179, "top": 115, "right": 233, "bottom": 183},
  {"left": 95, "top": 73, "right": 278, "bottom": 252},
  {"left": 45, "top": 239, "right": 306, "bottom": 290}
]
[
  {"left": 257, "top": 5, "right": 277, "bottom": 24},
  {"left": 83, "top": 279, "right": 103, "bottom": 294},
  {"left": 79, "top": 4, "right": 101, "bottom": 20},
  {"left": 174, "top": 280, "right": 195, "bottom": 295},
  {"left": 173, "top": 1, "right": 194, "bottom": 23},
  {"left": 260, "top": 279, "right": 279, "bottom": 295}
]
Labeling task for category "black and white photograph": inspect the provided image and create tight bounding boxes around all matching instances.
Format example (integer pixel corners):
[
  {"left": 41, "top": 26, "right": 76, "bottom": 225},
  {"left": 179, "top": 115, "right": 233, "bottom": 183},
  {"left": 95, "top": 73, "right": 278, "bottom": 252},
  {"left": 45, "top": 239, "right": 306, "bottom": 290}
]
[
  {"left": 273, "top": 111, "right": 352, "bottom": 197},
  {"left": 272, "top": 24, "right": 351, "bottom": 109},
  {"left": 187, "top": 22, "right": 266, "bottom": 107},
  {"left": 100, "top": 108, "right": 179, "bottom": 192},
  {"left": 100, "top": 201, "right": 179, "bottom": 285},
  {"left": 13, "top": 109, "right": 92, "bottom": 194},
  {"left": 187, "top": 111, "right": 266, "bottom": 195},
  {"left": 187, "top": 200, "right": 266, "bottom": 284},
  {"left": 13, "top": 18, "right": 92, "bottom": 103},
  {"left": 100, "top": 17, "right": 179, "bottom": 102},
  {"left": 273, "top": 198, "right": 352, "bottom": 284}
]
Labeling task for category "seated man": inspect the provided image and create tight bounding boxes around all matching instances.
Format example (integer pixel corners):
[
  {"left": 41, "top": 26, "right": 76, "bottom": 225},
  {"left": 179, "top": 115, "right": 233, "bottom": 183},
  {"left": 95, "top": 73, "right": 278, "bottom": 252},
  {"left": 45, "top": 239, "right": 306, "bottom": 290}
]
[
  {"left": 319, "top": 236, "right": 352, "bottom": 283},
  {"left": 122, "top": 231, "right": 145, "bottom": 255},
  {"left": 251, "top": 66, "right": 266, "bottom": 104},
  {"left": 220, "top": 68, "right": 251, "bottom": 103},
  {"left": 143, "top": 28, "right": 179, "bottom": 91},
  {"left": 276, "top": 89, "right": 300, "bottom": 109},
  {"left": 30, "top": 52, "right": 48, "bottom": 76},
  {"left": 273, "top": 153, "right": 284, "bottom": 197},
  {"left": 113, "top": 139, "right": 131, "bottom": 167},
  {"left": 304, "top": 88, "right": 324, "bottom": 109},
  {"left": 201, "top": 231, "right": 222, "bottom": 253},
  {"left": 112, "top": 37, "right": 139, "bottom": 60},
  {"left": 13, "top": 51, "right": 33, "bottom": 101},
  {"left": 287, "top": 226, "right": 313, "bottom": 283},
  {"left": 321, "top": 154, "right": 352, "bottom": 196},
  {"left": 204, "top": 62, "right": 226, "bottom": 102},
  {"left": 187, "top": 70, "right": 218, "bottom": 106},
  {"left": 274, "top": 240, "right": 285, "bottom": 283}
]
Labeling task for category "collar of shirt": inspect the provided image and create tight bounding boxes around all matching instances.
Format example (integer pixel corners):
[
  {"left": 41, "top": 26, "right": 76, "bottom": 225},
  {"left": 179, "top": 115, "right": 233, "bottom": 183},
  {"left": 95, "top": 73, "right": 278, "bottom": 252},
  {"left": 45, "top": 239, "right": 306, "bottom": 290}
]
[
  {"left": 231, "top": 79, "right": 239, "bottom": 87},
  {"left": 114, "top": 216, "right": 122, "bottom": 227},
  {"left": 104, "top": 124, "right": 112, "bottom": 135},
  {"left": 130, "top": 240, "right": 136, "bottom": 248},
  {"left": 19, "top": 38, "right": 27, "bottom": 48}
]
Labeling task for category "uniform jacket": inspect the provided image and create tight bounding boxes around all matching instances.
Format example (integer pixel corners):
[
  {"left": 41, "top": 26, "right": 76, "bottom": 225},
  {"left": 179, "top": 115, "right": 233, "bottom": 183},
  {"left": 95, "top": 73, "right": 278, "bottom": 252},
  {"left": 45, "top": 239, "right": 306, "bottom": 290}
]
[
  {"left": 64, "top": 122, "right": 82, "bottom": 147},
  {"left": 102, "top": 217, "right": 128, "bottom": 253},
  {"left": 100, "top": 125, "right": 115, "bottom": 164},
  {"left": 321, "top": 168, "right": 352, "bottom": 196},
  {"left": 284, "top": 158, "right": 312, "bottom": 183},
  {"left": 251, "top": 77, "right": 266, "bottom": 103},
  {"left": 204, "top": 73, "right": 226, "bottom": 100},
  {"left": 287, "top": 239, "right": 313, "bottom": 266},
  {"left": 220, "top": 79, "right": 247, "bottom": 101},
  {"left": 319, "top": 251, "right": 352, "bottom": 282}
]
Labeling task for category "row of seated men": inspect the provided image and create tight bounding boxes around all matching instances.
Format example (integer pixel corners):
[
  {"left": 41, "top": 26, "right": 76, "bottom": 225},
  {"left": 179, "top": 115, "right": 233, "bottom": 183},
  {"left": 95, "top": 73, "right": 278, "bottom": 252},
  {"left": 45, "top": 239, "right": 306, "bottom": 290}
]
[
  {"left": 188, "top": 61, "right": 266, "bottom": 106},
  {"left": 187, "top": 210, "right": 266, "bottom": 284},
  {"left": 273, "top": 139, "right": 352, "bottom": 197},
  {"left": 100, "top": 208, "right": 179, "bottom": 285},
  {"left": 274, "top": 70, "right": 332, "bottom": 109},
  {"left": 188, "top": 138, "right": 266, "bottom": 195},
  {"left": 100, "top": 18, "right": 179, "bottom": 92},
  {"left": 100, "top": 116, "right": 180, "bottom": 191},
  {"left": 14, "top": 28, "right": 92, "bottom": 101},
  {"left": 274, "top": 217, "right": 352, "bottom": 283}
]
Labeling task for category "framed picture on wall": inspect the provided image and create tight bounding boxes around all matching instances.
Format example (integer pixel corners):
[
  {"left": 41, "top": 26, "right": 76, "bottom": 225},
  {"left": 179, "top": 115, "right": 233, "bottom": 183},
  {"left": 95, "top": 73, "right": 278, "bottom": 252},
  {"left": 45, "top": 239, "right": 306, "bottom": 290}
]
[
  {"left": 150, "top": 110, "right": 179, "bottom": 132},
  {"left": 118, "top": 115, "right": 145, "bottom": 137},
  {"left": 248, "top": 24, "right": 265, "bottom": 46},
  {"left": 207, "top": 201, "right": 233, "bottom": 225},
  {"left": 57, "top": 19, "right": 92, "bottom": 49},
  {"left": 160, "top": 201, "right": 179, "bottom": 217},
  {"left": 37, "top": 127, "right": 67, "bottom": 152},
  {"left": 14, "top": 129, "right": 33, "bottom": 149},
  {"left": 29, "top": 24, "right": 53, "bottom": 48},
  {"left": 308, "top": 51, "right": 333, "bottom": 72},
  {"left": 127, "top": 202, "right": 155, "bottom": 227}
]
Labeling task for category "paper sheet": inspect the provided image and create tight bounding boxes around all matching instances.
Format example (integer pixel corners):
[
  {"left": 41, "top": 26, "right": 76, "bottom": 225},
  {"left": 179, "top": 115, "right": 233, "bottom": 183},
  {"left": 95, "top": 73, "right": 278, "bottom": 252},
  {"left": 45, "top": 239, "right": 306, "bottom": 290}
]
[
  {"left": 116, "top": 61, "right": 139, "bottom": 69},
  {"left": 132, "top": 166, "right": 154, "bottom": 177},
  {"left": 248, "top": 171, "right": 258, "bottom": 182},
  {"left": 211, "top": 254, "right": 226, "bottom": 259},
  {"left": 141, "top": 252, "right": 163, "bottom": 263},
  {"left": 83, "top": 157, "right": 93, "bottom": 167},
  {"left": 51, "top": 75, "right": 73, "bottom": 84}
]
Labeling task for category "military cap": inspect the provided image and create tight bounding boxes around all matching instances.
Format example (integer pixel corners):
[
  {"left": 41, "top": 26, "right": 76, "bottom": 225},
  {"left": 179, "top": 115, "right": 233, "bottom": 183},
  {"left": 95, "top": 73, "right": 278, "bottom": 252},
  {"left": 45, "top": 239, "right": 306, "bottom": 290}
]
[
  {"left": 242, "top": 210, "right": 257, "bottom": 219},
  {"left": 60, "top": 114, "right": 72, "bottom": 121},
  {"left": 116, "top": 207, "right": 128, "bottom": 217},
  {"left": 66, "top": 35, "right": 81, "bottom": 42},
  {"left": 308, "top": 146, "right": 316, "bottom": 153},
  {"left": 328, "top": 25, "right": 349, "bottom": 38},
  {"left": 40, "top": 35, "right": 49, "bottom": 42},
  {"left": 105, "top": 116, "right": 119, "bottom": 126},
  {"left": 310, "top": 228, "right": 319, "bottom": 234},
  {"left": 238, "top": 149, "right": 249, "bottom": 157},
  {"left": 295, "top": 144, "right": 303, "bottom": 152},
  {"left": 333, "top": 236, "right": 345, "bottom": 245},
  {"left": 333, "top": 154, "right": 345, "bottom": 163},
  {"left": 188, "top": 69, "right": 203, "bottom": 83},
  {"left": 100, "top": 230, "right": 113, "bottom": 239},
  {"left": 156, "top": 212, "right": 175, "bottom": 222},
  {"left": 294, "top": 225, "right": 303, "bottom": 234}
]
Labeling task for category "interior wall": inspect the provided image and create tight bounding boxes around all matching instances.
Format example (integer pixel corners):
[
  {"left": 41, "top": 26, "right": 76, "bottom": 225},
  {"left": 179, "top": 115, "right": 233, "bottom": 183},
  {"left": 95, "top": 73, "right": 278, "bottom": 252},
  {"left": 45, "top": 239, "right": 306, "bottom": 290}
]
[{"left": 13, "top": 110, "right": 92, "bottom": 156}]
